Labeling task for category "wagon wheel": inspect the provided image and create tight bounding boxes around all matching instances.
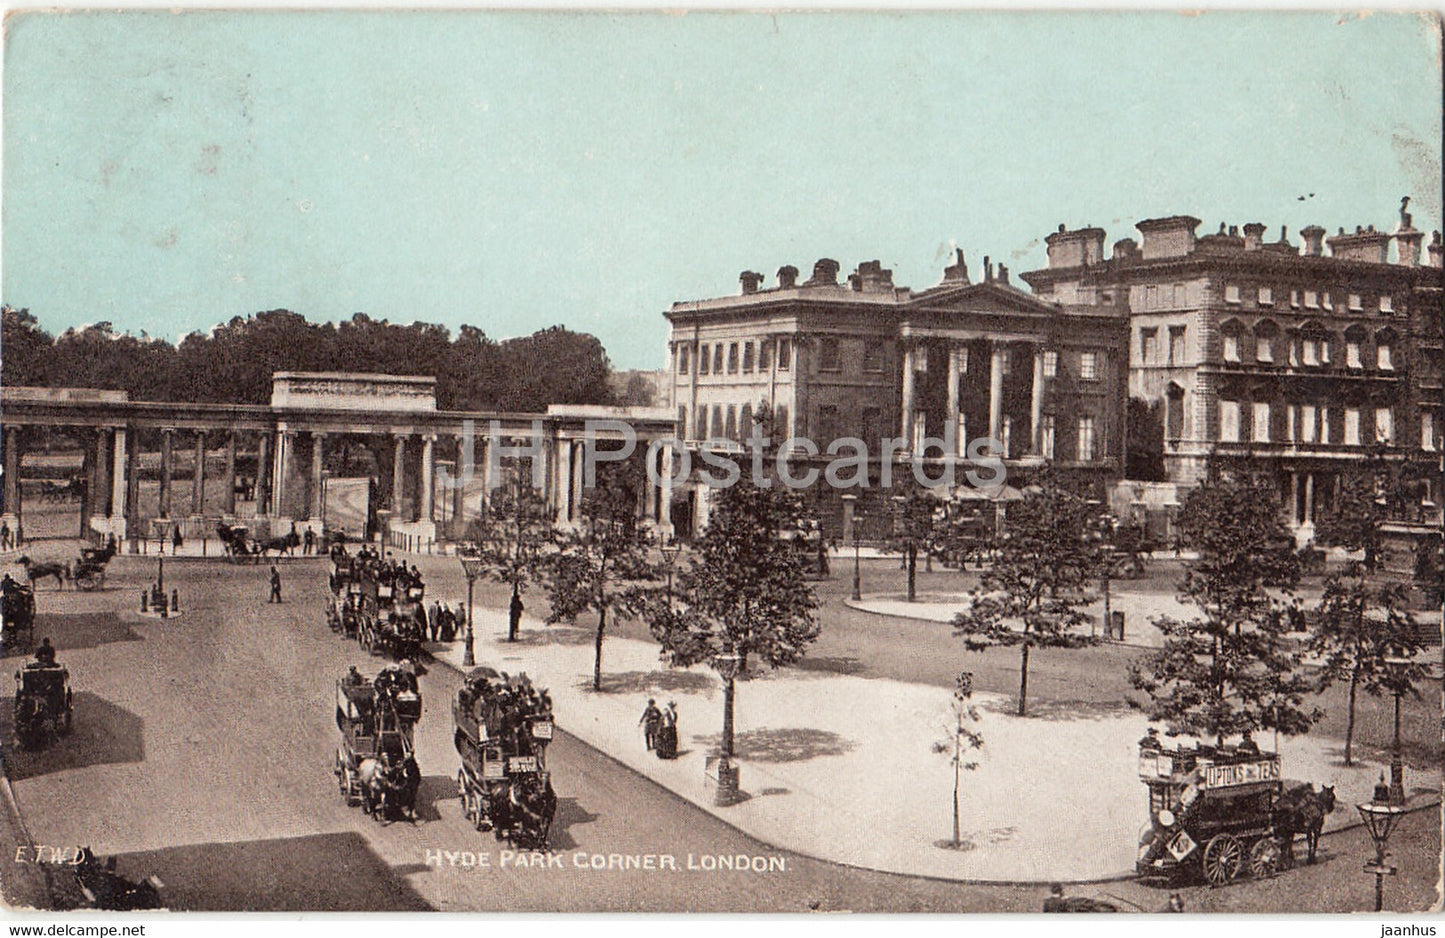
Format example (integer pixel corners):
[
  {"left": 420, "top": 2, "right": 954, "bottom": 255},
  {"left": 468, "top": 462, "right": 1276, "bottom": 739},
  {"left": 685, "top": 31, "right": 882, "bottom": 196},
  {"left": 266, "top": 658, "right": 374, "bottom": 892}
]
[
  {"left": 74, "top": 569, "right": 104, "bottom": 591},
  {"left": 1248, "top": 837, "right": 1282, "bottom": 878},
  {"left": 1202, "top": 834, "right": 1244, "bottom": 885}
]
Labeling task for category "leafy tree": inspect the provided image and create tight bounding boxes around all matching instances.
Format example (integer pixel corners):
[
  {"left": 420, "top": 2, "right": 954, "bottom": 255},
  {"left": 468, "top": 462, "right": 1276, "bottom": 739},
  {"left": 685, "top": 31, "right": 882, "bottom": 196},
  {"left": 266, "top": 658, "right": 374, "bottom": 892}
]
[
  {"left": 931, "top": 671, "right": 984, "bottom": 849},
  {"left": 649, "top": 475, "right": 820, "bottom": 757},
  {"left": 466, "top": 467, "right": 554, "bottom": 641},
  {"left": 1125, "top": 397, "right": 1166, "bottom": 482},
  {"left": 952, "top": 476, "right": 1103, "bottom": 716},
  {"left": 1, "top": 306, "right": 55, "bottom": 386},
  {"left": 1314, "top": 451, "right": 1394, "bottom": 572},
  {"left": 883, "top": 486, "right": 947, "bottom": 602},
  {"left": 540, "top": 456, "right": 659, "bottom": 691},
  {"left": 1310, "top": 575, "right": 1427, "bottom": 765},
  {"left": 1129, "top": 477, "right": 1317, "bottom": 745}
]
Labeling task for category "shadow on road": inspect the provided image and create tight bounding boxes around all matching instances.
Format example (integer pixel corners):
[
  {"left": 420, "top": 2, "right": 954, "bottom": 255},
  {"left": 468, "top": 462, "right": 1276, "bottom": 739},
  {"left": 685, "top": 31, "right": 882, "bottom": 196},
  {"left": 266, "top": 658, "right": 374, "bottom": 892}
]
[
  {"left": 0, "top": 691, "right": 144, "bottom": 781},
  {"left": 591, "top": 669, "right": 714, "bottom": 696},
  {"left": 690, "top": 727, "right": 857, "bottom": 763},
  {"left": 114, "top": 831, "right": 434, "bottom": 911},
  {"left": 546, "top": 797, "right": 600, "bottom": 851},
  {"left": 505, "top": 625, "right": 594, "bottom": 647},
  {"left": 773, "top": 655, "right": 869, "bottom": 679},
  {"left": 978, "top": 696, "right": 1134, "bottom": 722},
  {"left": 413, "top": 774, "right": 453, "bottom": 822},
  {"left": 2, "top": 613, "right": 146, "bottom": 660}
]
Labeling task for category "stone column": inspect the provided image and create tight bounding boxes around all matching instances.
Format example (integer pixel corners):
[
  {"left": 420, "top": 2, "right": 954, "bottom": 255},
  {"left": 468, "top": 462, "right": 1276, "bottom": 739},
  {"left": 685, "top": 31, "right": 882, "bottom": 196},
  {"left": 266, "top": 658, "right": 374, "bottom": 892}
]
[
  {"left": 555, "top": 437, "right": 574, "bottom": 525},
  {"left": 1303, "top": 472, "right": 1315, "bottom": 524},
  {"left": 572, "top": 442, "right": 588, "bottom": 520},
  {"left": 78, "top": 438, "right": 94, "bottom": 536},
  {"left": 1288, "top": 471, "right": 1300, "bottom": 524},
  {"left": 94, "top": 430, "right": 112, "bottom": 517},
  {"left": 900, "top": 341, "right": 917, "bottom": 450},
  {"left": 642, "top": 442, "right": 658, "bottom": 521},
  {"left": 477, "top": 435, "right": 492, "bottom": 515},
  {"left": 111, "top": 427, "right": 128, "bottom": 524},
  {"left": 125, "top": 435, "right": 140, "bottom": 528},
  {"left": 2, "top": 426, "right": 19, "bottom": 519},
  {"left": 452, "top": 433, "right": 469, "bottom": 536},
  {"left": 223, "top": 432, "right": 237, "bottom": 515},
  {"left": 1031, "top": 346, "right": 1047, "bottom": 454},
  {"left": 158, "top": 428, "right": 175, "bottom": 518},
  {"left": 192, "top": 430, "right": 207, "bottom": 516},
  {"left": 418, "top": 434, "right": 436, "bottom": 523},
  {"left": 988, "top": 343, "right": 1006, "bottom": 447},
  {"left": 273, "top": 430, "right": 291, "bottom": 518},
  {"left": 310, "top": 432, "right": 326, "bottom": 521},
  {"left": 256, "top": 433, "right": 272, "bottom": 516},
  {"left": 659, "top": 443, "right": 674, "bottom": 536},
  {"left": 392, "top": 434, "right": 408, "bottom": 515}
]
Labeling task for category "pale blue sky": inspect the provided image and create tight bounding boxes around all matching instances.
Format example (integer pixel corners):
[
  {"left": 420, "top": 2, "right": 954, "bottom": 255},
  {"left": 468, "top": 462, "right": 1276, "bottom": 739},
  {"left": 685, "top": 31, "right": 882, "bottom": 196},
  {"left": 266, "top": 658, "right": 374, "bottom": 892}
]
[{"left": 3, "top": 11, "right": 1441, "bottom": 368}]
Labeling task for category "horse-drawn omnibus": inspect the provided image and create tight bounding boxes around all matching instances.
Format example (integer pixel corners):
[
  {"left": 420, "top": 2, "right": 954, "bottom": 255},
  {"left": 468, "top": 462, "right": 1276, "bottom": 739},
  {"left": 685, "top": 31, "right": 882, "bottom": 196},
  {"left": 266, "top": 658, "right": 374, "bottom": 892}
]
[
  {"left": 334, "top": 667, "right": 421, "bottom": 821},
  {"left": 14, "top": 662, "right": 73, "bottom": 749},
  {"left": 1, "top": 577, "right": 36, "bottom": 649},
  {"left": 1136, "top": 736, "right": 1335, "bottom": 885},
  {"left": 453, "top": 666, "right": 556, "bottom": 848}
]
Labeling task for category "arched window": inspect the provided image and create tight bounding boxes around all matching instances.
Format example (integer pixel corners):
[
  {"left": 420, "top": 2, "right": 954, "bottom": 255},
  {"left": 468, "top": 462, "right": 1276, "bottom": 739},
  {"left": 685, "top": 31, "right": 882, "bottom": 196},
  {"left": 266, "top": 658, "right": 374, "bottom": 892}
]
[
  {"left": 1375, "top": 328, "right": 1397, "bottom": 371},
  {"left": 1220, "top": 318, "right": 1244, "bottom": 363},
  {"left": 1299, "top": 321, "right": 1330, "bottom": 367},
  {"left": 1344, "top": 325, "right": 1367, "bottom": 369},
  {"left": 1253, "top": 320, "right": 1279, "bottom": 364}
]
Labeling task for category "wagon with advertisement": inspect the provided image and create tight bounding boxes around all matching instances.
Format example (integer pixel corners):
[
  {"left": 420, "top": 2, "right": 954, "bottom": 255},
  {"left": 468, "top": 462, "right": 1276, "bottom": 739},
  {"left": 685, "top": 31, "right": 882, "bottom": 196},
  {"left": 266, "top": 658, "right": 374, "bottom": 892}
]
[
  {"left": 333, "top": 668, "right": 422, "bottom": 816},
  {"left": 1135, "top": 739, "right": 1290, "bottom": 886},
  {"left": 453, "top": 666, "right": 557, "bottom": 848}
]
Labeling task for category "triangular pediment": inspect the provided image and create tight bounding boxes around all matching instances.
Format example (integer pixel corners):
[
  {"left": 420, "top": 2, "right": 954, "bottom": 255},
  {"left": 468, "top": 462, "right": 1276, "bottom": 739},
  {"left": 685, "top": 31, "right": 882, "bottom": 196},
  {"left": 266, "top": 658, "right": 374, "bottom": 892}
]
[{"left": 905, "top": 280, "right": 1059, "bottom": 320}]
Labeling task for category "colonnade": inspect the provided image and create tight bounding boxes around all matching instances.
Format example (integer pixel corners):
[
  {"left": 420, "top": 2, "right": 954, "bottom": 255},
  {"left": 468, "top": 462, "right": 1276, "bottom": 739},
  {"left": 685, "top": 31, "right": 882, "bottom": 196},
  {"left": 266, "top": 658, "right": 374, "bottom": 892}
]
[{"left": 898, "top": 339, "right": 1048, "bottom": 457}]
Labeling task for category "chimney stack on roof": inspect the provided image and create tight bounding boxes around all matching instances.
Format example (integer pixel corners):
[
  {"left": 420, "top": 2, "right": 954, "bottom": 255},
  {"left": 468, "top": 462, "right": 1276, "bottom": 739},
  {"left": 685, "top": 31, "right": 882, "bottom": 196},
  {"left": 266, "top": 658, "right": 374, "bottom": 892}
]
[
  {"left": 1393, "top": 197, "right": 1423, "bottom": 267},
  {"left": 1135, "top": 216, "right": 1201, "bottom": 260},
  {"left": 997, "top": 264, "right": 1010, "bottom": 285},
  {"left": 739, "top": 270, "right": 764, "bottom": 295},
  {"left": 1044, "top": 224, "right": 1106, "bottom": 269},
  {"left": 1112, "top": 238, "right": 1140, "bottom": 262},
  {"left": 804, "top": 258, "right": 840, "bottom": 287},
  {"left": 1300, "top": 225, "right": 1326, "bottom": 257},
  {"left": 983, "top": 256, "right": 994, "bottom": 282},
  {"left": 1327, "top": 225, "right": 1391, "bottom": 264},
  {"left": 777, "top": 265, "right": 799, "bottom": 289},
  {"left": 1427, "top": 231, "right": 1443, "bottom": 268},
  {"left": 942, "top": 248, "right": 971, "bottom": 284},
  {"left": 849, "top": 260, "right": 895, "bottom": 293},
  {"left": 1243, "top": 223, "right": 1265, "bottom": 251}
]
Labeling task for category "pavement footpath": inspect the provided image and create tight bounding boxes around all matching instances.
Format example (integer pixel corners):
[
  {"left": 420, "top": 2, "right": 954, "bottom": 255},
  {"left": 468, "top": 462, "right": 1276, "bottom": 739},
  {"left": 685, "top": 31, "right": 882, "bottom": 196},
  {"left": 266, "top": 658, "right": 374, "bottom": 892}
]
[{"left": 422, "top": 602, "right": 1428, "bottom": 883}]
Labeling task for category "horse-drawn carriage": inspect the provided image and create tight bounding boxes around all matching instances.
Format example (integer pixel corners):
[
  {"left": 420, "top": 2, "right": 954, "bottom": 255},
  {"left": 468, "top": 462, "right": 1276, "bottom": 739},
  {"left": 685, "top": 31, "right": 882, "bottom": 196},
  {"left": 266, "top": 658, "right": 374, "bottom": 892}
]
[
  {"left": 1136, "top": 737, "right": 1335, "bottom": 886},
  {"left": 217, "top": 522, "right": 300, "bottom": 562},
  {"left": 1, "top": 576, "right": 36, "bottom": 649},
  {"left": 14, "top": 662, "right": 73, "bottom": 749},
  {"left": 71, "top": 544, "right": 115, "bottom": 591},
  {"left": 334, "top": 667, "right": 422, "bottom": 822},
  {"left": 453, "top": 666, "right": 557, "bottom": 848},
  {"left": 353, "top": 579, "right": 426, "bottom": 661}
]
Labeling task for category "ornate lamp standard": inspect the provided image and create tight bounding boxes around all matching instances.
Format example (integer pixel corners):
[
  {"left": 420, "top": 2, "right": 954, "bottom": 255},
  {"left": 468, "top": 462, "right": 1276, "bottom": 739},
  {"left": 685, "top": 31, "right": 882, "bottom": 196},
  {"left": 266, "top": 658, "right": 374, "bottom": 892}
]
[
  {"left": 458, "top": 550, "right": 484, "bottom": 667},
  {"left": 1382, "top": 648, "right": 1413, "bottom": 804},
  {"left": 661, "top": 541, "right": 681, "bottom": 610},
  {"left": 1357, "top": 775, "right": 1406, "bottom": 911},
  {"left": 710, "top": 649, "right": 743, "bottom": 805}
]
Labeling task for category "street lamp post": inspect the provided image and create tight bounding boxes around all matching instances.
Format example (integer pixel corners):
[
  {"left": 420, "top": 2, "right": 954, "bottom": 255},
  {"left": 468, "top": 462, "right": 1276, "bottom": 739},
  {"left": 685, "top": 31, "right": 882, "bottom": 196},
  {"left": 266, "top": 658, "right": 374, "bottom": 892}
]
[
  {"left": 661, "top": 541, "right": 681, "bottom": 610},
  {"left": 459, "top": 551, "right": 484, "bottom": 668},
  {"left": 1383, "top": 650, "right": 1412, "bottom": 804},
  {"left": 1357, "top": 775, "right": 1406, "bottom": 911},
  {"left": 841, "top": 494, "right": 861, "bottom": 601},
  {"left": 711, "top": 650, "right": 743, "bottom": 805}
]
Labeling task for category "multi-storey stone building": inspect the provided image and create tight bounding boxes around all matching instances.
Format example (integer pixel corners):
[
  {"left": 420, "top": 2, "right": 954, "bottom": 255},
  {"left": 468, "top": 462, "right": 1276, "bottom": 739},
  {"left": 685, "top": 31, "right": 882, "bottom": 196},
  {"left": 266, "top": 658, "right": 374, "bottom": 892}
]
[
  {"left": 663, "top": 255, "right": 1127, "bottom": 537},
  {"left": 1021, "top": 207, "right": 1444, "bottom": 540}
]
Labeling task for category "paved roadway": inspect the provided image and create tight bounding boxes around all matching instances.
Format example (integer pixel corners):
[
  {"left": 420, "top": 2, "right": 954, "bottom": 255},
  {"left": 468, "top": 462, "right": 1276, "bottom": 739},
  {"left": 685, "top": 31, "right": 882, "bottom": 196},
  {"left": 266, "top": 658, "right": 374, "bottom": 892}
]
[{"left": 1, "top": 543, "right": 1438, "bottom": 913}]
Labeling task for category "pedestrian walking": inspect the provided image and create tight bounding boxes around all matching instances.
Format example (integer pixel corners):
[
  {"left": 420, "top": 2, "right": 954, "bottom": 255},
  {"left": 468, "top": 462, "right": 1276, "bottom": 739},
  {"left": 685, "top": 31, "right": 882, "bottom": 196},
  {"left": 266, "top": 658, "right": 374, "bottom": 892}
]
[
  {"left": 1, "top": 520, "right": 10, "bottom": 551},
  {"left": 639, "top": 698, "right": 662, "bottom": 750},
  {"left": 452, "top": 603, "right": 466, "bottom": 641},
  {"left": 438, "top": 604, "right": 455, "bottom": 642},
  {"left": 268, "top": 565, "right": 282, "bottom": 603},
  {"left": 172, "top": 525, "right": 184, "bottom": 553},
  {"left": 428, "top": 601, "right": 441, "bottom": 641},
  {"left": 303, "top": 528, "right": 315, "bottom": 555},
  {"left": 509, "top": 589, "right": 524, "bottom": 638},
  {"left": 656, "top": 700, "right": 679, "bottom": 760}
]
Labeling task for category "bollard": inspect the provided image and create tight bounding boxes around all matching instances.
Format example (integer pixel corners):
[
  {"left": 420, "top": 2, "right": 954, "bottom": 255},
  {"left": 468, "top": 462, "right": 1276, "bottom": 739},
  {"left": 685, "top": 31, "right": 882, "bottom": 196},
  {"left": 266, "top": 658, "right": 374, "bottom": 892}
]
[
  {"left": 171, "top": 590, "right": 180, "bottom": 613},
  {"left": 140, "top": 591, "right": 148, "bottom": 613}
]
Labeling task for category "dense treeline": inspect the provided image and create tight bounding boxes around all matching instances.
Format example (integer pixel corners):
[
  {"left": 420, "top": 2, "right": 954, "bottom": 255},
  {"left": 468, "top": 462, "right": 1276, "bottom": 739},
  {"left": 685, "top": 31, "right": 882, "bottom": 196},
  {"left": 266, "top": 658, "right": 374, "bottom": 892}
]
[{"left": 1, "top": 307, "right": 615, "bottom": 412}]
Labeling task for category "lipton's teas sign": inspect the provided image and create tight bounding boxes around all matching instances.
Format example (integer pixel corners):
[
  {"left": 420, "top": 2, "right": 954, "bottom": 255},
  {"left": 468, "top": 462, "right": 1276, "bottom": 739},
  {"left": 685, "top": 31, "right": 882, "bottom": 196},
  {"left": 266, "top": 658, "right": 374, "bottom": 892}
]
[{"left": 1202, "top": 758, "right": 1280, "bottom": 789}]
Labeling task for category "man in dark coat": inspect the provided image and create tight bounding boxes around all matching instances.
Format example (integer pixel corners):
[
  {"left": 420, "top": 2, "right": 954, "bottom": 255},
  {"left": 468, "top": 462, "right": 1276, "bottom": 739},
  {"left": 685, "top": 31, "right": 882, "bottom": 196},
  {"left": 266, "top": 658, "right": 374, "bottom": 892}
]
[
  {"left": 269, "top": 566, "right": 282, "bottom": 603},
  {"left": 509, "top": 589, "right": 524, "bottom": 639},
  {"left": 639, "top": 698, "right": 662, "bottom": 750}
]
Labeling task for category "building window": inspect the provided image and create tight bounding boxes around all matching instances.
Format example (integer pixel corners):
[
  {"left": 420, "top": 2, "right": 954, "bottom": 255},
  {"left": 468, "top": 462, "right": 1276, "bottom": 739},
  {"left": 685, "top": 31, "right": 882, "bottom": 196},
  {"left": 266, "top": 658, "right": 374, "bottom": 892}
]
[
  {"left": 818, "top": 338, "right": 840, "bottom": 372},
  {"left": 999, "top": 416, "right": 1012, "bottom": 460},
  {"left": 710, "top": 406, "right": 724, "bottom": 439},
  {"left": 1346, "top": 338, "right": 1362, "bottom": 369},
  {"left": 1173, "top": 284, "right": 1187, "bottom": 307},
  {"left": 725, "top": 405, "right": 737, "bottom": 439},
  {"left": 1079, "top": 351, "right": 1099, "bottom": 381},
  {"left": 739, "top": 403, "right": 753, "bottom": 438},
  {"left": 742, "top": 342, "right": 755, "bottom": 373},
  {"left": 778, "top": 338, "right": 792, "bottom": 371},
  {"left": 1322, "top": 292, "right": 1333, "bottom": 311},
  {"left": 1320, "top": 408, "right": 1332, "bottom": 445},
  {"left": 1344, "top": 408, "right": 1361, "bottom": 445},
  {"left": 1304, "top": 290, "right": 1319, "bottom": 309},
  {"left": 1423, "top": 412, "right": 1437, "bottom": 451},
  {"left": 862, "top": 341, "right": 884, "bottom": 373},
  {"left": 713, "top": 345, "right": 724, "bottom": 374},
  {"left": 1077, "top": 416, "right": 1097, "bottom": 461},
  {"left": 1169, "top": 327, "right": 1186, "bottom": 365},
  {"left": 1040, "top": 415, "right": 1055, "bottom": 459},
  {"left": 817, "top": 404, "right": 839, "bottom": 443},
  {"left": 1256, "top": 333, "right": 1274, "bottom": 364},
  {"left": 1140, "top": 328, "right": 1158, "bottom": 365},
  {"left": 678, "top": 345, "right": 690, "bottom": 375},
  {"left": 1380, "top": 295, "right": 1394, "bottom": 313},
  {"left": 1252, "top": 402, "right": 1271, "bottom": 443},
  {"left": 1290, "top": 289, "right": 1301, "bottom": 309},
  {"left": 1375, "top": 408, "right": 1394, "bottom": 444},
  {"left": 698, "top": 344, "right": 710, "bottom": 375},
  {"left": 759, "top": 340, "right": 773, "bottom": 371},
  {"left": 1145, "top": 285, "right": 1159, "bottom": 309},
  {"left": 861, "top": 406, "right": 883, "bottom": 445},
  {"left": 1301, "top": 404, "right": 1317, "bottom": 443},
  {"left": 1224, "top": 284, "right": 1241, "bottom": 305},
  {"left": 775, "top": 404, "right": 790, "bottom": 439},
  {"left": 1348, "top": 293, "right": 1363, "bottom": 311},
  {"left": 1043, "top": 350, "right": 1058, "bottom": 378},
  {"left": 695, "top": 407, "right": 706, "bottom": 439},
  {"left": 1219, "top": 400, "right": 1241, "bottom": 443},
  {"left": 1302, "top": 337, "right": 1320, "bottom": 367},
  {"left": 1258, "top": 286, "right": 1274, "bottom": 306},
  {"left": 1223, "top": 331, "right": 1240, "bottom": 363},
  {"left": 1376, "top": 337, "right": 1394, "bottom": 370},
  {"left": 677, "top": 406, "right": 688, "bottom": 440},
  {"left": 727, "top": 343, "right": 740, "bottom": 374}
]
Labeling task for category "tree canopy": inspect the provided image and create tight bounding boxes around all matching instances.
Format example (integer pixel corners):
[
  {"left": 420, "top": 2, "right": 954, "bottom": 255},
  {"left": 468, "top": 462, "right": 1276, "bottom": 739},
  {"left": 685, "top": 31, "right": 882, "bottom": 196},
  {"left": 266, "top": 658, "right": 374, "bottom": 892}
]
[{"left": 1, "top": 306, "right": 615, "bottom": 412}]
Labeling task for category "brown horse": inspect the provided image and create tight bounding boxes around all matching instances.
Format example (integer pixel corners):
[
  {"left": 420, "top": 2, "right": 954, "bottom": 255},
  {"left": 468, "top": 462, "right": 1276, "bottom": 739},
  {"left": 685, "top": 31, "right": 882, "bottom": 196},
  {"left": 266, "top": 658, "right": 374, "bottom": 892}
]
[
  {"left": 16, "top": 556, "right": 68, "bottom": 590},
  {"left": 1277, "top": 783, "right": 1336, "bottom": 866}
]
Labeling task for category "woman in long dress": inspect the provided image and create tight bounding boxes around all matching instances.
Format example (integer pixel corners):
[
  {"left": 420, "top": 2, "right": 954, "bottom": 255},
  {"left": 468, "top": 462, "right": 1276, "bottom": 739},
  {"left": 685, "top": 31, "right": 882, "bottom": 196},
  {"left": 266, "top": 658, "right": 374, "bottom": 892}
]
[{"left": 656, "top": 701, "right": 678, "bottom": 759}]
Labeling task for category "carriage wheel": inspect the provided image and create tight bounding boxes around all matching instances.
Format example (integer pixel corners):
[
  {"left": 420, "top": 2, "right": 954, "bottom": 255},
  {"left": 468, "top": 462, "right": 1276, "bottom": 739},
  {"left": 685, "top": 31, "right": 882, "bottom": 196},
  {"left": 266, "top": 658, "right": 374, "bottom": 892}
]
[
  {"left": 75, "top": 571, "right": 103, "bottom": 591},
  {"left": 1202, "top": 834, "right": 1244, "bottom": 885},
  {"left": 1248, "top": 837, "right": 1282, "bottom": 878}
]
